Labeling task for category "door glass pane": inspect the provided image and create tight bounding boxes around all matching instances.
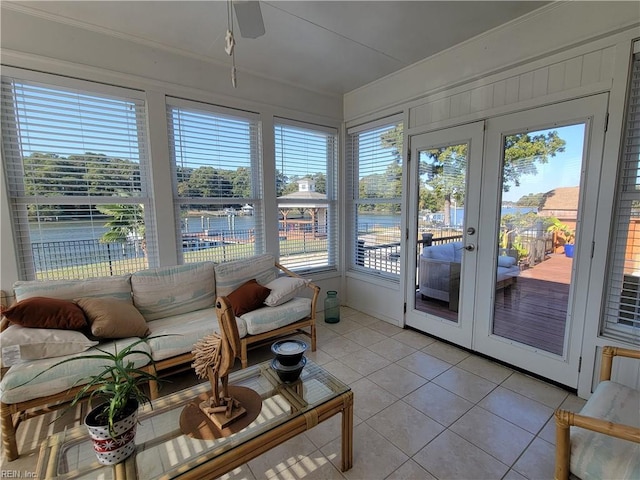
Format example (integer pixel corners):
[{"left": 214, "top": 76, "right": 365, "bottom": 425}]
[
  {"left": 415, "top": 142, "right": 468, "bottom": 323},
  {"left": 492, "top": 124, "right": 585, "bottom": 355}
]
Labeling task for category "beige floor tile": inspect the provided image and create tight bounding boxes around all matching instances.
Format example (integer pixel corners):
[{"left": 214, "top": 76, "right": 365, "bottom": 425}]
[
  {"left": 304, "top": 347, "right": 334, "bottom": 366},
  {"left": 502, "top": 372, "right": 569, "bottom": 408},
  {"left": 321, "top": 423, "right": 408, "bottom": 480},
  {"left": 339, "top": 348, "right": 391, "bottom": 376},
  {"left": 366, "top": 400, "right": 444, "bottom": 456},
  {"left": 247, "top": 434, "right": 318, "bottom": 478},
  {"left": 512, "top": 436, "right": 556, "bottom": 480},
  {"left": 322, "top": 319, "right": 361, "bottom": 335},
  {"left": 538, "top": 417, "right": 557, "bottom": 445},
  {"left": 315, "top": 325, "right": 340, "bottom": 343},
  {"left": 317, "top": 336, "right": 363, "bottom": 359},
  {"left": 403, "top": 382, "right": 474, "bottom": 427},
  {"left": 385, "top": 459, "right": 437, "bottom": 480},
  {"left": 478, "top": 386, "right": 555, "bottom": 434},
  {"left": 343, "top": 326, "right": 388, "bottom": 347},
  {"left": 413, "top": 430, "right": 510, "bottom": 480},
  {"left": 220, "top": 465, "right": 257, "bottom": 480},
  {"left": 321, "top": 359, "right": 363, "bottom": 385},
  {"left": 367, "top": 363, "right": 428, "bottom": 397},
  {"left": 367, "top": 319, "right": 405, "bottom": 337},
  {"left": 559, "top": 392, "right": 587, "bottom": 412},
  {"left": 396, "top": 350, "right": 452, "bottom": 379},
  {"left": 450, "top": 406, "right": 534, "bottom": 465},
  {"left": 305, "top": 412, "right": 363, "bottom": 450},
  {"left": 266, "top": 450, "right": 346, "bottom": 480},
  {"left": 421, "top": 340, "right": 471, "bottom": 364},
  {"left": 457, "top": 355, "right": 514, "bottom": 384},
  {"left": 432, "top": 366, "right": 498, "bottom": 403},
  {"left": 392, "top": 329, "right": 436, "bottom": 349},
  {"left": 370, "top": 337, "right": 417, "bottom": 362},
  {"left": 348, "top": 312, "right": 381, "bottom": 326},
  {"left": 502, "top": 469, "right": 528, "bottom": 480},
  {"left": 349, "top": 377, "right": 399, "bottom": 420}
]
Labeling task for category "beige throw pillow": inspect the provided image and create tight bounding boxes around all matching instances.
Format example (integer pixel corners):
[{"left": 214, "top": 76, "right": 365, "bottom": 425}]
[{"left": 75, "top": 297, "right": 150, "bottom": 339}]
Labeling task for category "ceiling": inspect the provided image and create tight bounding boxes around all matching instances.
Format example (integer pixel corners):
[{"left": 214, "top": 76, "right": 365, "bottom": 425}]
[{"left": 6, "top": 1, "right": 549, "bottom": 95}]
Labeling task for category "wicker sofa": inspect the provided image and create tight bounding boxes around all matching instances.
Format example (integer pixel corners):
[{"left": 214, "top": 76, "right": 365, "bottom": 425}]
[{"left": 0, "top": 253, "right": 319, "bottom": 461}]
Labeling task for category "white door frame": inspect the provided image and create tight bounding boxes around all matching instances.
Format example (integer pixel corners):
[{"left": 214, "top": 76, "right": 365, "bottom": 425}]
[
  {"left": 472, "top": 94, "right": 608, "bottom": 387},
  {"left": 405, "top": 121, "right": 485, "bottom": 348}
]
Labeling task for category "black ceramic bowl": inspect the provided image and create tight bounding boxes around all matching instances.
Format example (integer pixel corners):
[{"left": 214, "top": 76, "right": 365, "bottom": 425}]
[
  {"left": 271, "top": 339, "right": 308, "bottom": 366},
  {"left": 271, "top": 356, "right": 306, "bottom": 383}
]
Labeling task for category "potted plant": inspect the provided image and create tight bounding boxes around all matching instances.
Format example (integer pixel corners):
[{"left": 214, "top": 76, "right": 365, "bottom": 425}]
[
  {"left": 547, "top": 218, "right": 575, "bottom": 257},
  {"left": 26, "top": 338, "right": 159, "bottom": 465}
]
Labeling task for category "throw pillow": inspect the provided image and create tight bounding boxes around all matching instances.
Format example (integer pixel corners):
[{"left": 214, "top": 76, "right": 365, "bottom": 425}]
[
  {"left": 0, "top": 297, "right": 87, "bottom": 330},
  {"left": 75, "top": 297, "right": 150, "bottom": 338},
  {"left": 226, "top": 279, "right": 271, "bottom": 317},
  {"left": 0, "top": 325, "right": 98, "bottom": 366},
  {"left": 264, "top": 277, "right": 309, "bottom": 307}
]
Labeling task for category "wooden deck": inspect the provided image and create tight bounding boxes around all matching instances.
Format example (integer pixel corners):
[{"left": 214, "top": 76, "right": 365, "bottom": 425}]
[{"left": 414, "top": 253, "right": 572, "bottom": 355}]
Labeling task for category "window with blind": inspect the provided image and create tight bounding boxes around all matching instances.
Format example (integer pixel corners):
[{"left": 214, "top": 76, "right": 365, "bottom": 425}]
[
  {"left": 347, "top": 117, "right": 403, "bottom": 279},
  {"left": 167, "top": 98, "right": 263, "bottom": 264},
  {"left": 275, "top": 119, "right": 338, "bottom": 273},
  {"left": 1, "top": 74, "right": 156, "bottom": 280},
  {"left": 603, "top": 43, "right": 640, "bottom": 342}
]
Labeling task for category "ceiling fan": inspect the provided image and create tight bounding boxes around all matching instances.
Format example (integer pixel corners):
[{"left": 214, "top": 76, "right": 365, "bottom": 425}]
[{"left": 225, "top": 0, "right": 265, "bottom": 87}]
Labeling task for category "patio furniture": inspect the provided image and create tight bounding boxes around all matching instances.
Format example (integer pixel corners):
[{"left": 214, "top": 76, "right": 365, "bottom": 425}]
[
  {"left": 419, "top": 242, "right": 519, "bottom": 312},
  {"left": 554, "top": 346, "right": 640, "bottom": 480},
  {"left": 37, "top": 359, "right": 353, "bottom": 479}
]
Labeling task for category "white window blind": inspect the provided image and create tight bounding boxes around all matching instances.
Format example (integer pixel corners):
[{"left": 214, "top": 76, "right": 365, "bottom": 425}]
[
  {"left": 1, "top": 74, "right": 156, "bottom": 280},
  {"left": 347, "top": 117, "right": 403, "bottom": 278},
  {"left": 166, "top": 98, "right": 263, "bottom": 264},
  {"left": 275, "top": 119, "right": 338, "bottom": 273},
  {"left": 603, "top": 46, "right": 640, "bottom": 343}
]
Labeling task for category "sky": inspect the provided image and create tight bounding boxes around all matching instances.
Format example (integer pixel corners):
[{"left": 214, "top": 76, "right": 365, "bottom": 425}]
[{"left": 501, "top": 123, "right": 585, "bottom": 203}]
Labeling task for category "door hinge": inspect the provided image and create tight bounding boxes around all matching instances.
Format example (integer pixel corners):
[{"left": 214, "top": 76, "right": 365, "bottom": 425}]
[
  {"left": 403, "top": 302, "right": 407, "bottom": 314},
  {"left": 578, "top": 356, "right": 582, "bottom": 373},
  {"left": 406, "top": 228, "right": 409, "bottom": 240},
  {"left": 407, "top": 149, "right": 411, "bottom": 162},
  {"left": 591, "top": 241, "right": 595, "bottom": 258},
  {"left": 604, "top": 112, "right": 609, "bottom": 132}
]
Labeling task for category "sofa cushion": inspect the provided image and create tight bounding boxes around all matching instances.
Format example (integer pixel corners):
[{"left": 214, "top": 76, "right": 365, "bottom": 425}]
[
  {"left": 0, "top": 325, "right": 98, "bottom": 367},
  {"left": 75, "top": 297, "right": 150, "bottom": 339},
  {"left": 227, "top": 279, "right": 271, "bottom": 316},
  {"left": 13, "top": 275, "right": 132, "bottom": 303},
  {"left": 214, "top": 254, "right": 278, "bottom": 297},
  {"left": 0, "top": 338, "right": 151, "bottom": 404},
  {"left": 240, "top": 297, "right": 311, "bottom": 335},
  {"left": 264, "top": 276, "right": 309, "bottom": 307},
  {"left": 131, "top": 262, "right": 215, "bottom": 321},
  {"left": 1, "top": 297, "right": 88, "bottom": 330},
  {"left": 498, "top": 255, "right": 517, "bottom": 268},
  {"left": 145, "top": 308, "right": 247, "bottom": 362},
  {"left": 570, "top": 380, "right": 640, "bottom": 480}
]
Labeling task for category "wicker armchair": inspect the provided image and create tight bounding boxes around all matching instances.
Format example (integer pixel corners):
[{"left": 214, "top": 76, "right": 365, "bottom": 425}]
[{"left": 554, "top": 346, "right": 640, "bottom": 479}]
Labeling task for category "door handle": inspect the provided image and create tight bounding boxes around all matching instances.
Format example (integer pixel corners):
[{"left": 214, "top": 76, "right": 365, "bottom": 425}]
[{"left": 464, "top": 244, "right": 475, "bottom": 251}]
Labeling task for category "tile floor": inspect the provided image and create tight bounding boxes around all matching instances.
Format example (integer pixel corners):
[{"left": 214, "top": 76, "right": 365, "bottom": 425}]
[{"left": 4, "top": 306, "right": 585, "bottom": 479}]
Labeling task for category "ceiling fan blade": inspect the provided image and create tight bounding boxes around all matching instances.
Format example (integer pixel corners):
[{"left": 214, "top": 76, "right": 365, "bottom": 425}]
[{"left": 233, "top": 1, "right": 266, "bottom": 39}]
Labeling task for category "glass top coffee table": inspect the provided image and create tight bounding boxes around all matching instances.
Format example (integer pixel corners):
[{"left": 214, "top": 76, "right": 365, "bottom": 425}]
[{"left": 36, "top": 359, "right": 353, "bottom": 479}]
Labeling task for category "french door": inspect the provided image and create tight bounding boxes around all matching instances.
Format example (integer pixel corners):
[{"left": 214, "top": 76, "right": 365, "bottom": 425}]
[{"left": 405, "top": 95, "right": 608, "bottom": 387}]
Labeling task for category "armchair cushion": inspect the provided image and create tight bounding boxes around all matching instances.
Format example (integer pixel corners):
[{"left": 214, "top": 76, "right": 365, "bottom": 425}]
[{"left": 570, "top": 380, "right": 640, "bottom": 480}]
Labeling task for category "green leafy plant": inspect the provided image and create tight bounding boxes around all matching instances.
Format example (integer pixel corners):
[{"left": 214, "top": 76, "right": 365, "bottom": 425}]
[
  {"left": 547, "top": 218, "right": 575, "bottom": 244},
  {"left": 25, "top": 337, "right": 160, "bottom": 437}
]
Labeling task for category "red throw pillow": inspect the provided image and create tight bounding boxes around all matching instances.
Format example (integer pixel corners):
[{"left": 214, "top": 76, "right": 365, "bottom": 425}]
[
  {"left": 226, "top": 279, "right": 271, "bottom": 316},
  {"left": 1, "top": 297, "right": 88, "bottom": 330}
]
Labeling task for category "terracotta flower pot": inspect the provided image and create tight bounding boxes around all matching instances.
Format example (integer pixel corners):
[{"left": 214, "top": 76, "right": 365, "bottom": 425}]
[{"left": 85, "top": 399, "right": 138, "bottom": 465}]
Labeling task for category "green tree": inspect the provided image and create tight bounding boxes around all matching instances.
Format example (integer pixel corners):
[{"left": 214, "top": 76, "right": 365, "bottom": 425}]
[{"left": 97, "top": 202, "right": 146, "bottom": 255}]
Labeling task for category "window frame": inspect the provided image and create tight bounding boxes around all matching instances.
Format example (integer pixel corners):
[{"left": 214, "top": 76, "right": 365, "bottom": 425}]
[
  {"left": 346, "top": 115, "right": 404, "bottom": 280},
  {"left": 1, "top": 68, "right": 157, "bottom": 280},
  {"left": 274, "top": 117, "right": 338, "bottom": 274}
]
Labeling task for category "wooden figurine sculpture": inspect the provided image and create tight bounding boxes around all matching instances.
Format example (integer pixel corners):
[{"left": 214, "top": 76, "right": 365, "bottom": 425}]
[{"left": 191, "top": 296, "right": 246, "bottom": 429}]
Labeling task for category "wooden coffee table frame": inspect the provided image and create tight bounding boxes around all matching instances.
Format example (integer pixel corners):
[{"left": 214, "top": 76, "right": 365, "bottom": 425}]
[{"left": 37, "top": 363, "right": 353, "bottom": 479}]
